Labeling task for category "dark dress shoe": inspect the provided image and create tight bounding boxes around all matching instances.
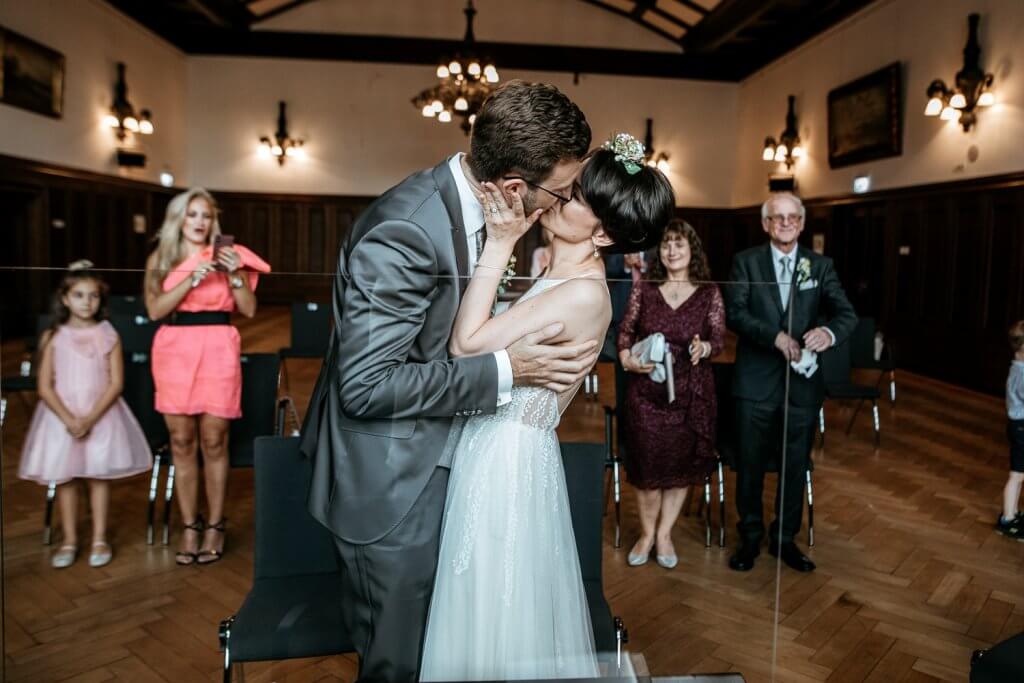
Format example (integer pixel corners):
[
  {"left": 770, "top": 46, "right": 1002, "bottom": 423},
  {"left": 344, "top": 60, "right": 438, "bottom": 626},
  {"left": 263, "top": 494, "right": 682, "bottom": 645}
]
[
  {"left": 728, "top": 541, "right": 760, "bottom": 571},
  {"left": 769, "top": 541, "right": 816, "bottom": 572}
]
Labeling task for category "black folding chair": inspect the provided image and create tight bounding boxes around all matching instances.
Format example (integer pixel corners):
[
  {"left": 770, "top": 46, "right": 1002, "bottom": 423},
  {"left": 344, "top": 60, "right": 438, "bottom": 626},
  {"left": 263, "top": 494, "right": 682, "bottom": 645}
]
[
  {"left": 821, "top": 339, "right": 881, "bottom": 446},
  {"left": 219, "top": 436, "right": 352, "bottom": 682},
  {"left": 1, "top": 314, "right": 52, "bottom": 422},
  {"left": 108, "top": 294, "right": 147, "bottom": 317},
  {"left": 109, "top": 313, "right": 160, "bottom": 354},
  {"left": 601, "top": 406, "right": 623, "bottom": 548},
  {"left": 117, "top": 350, "right": 174, "bottom": 545},
  {"left": 849, "top": 317, "right": 896, "bottom": 403},
  {"left": 561, "top": 440, "right": 629, "bottom": 671},
  {"left": 277, "top": 302, "right": 330, "bottom": 432},
  {"left": 155, "top": 353, "right": 286, "bottom": 544}
]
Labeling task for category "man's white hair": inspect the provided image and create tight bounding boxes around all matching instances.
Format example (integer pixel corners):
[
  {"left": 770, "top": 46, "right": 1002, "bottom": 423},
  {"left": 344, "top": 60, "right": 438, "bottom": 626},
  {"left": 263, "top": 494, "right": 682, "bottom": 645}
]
[{"left": 761, "top": 192, "right": 806, "bottom": 220}]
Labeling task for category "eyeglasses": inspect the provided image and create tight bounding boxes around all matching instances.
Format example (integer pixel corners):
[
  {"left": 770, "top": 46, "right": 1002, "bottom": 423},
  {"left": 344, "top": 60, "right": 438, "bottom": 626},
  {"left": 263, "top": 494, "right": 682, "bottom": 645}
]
[
  {"left": 503, "top": 176, "right": 574, "bottom": 206},
  {"left": 766, "top": 213, "right": 803, "bottom": 225}
]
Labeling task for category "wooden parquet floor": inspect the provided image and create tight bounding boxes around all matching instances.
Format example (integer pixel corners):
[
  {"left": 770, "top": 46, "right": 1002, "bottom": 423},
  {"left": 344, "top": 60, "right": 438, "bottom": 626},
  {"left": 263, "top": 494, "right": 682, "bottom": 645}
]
[{"left": 2, "top": 305, "right": 1022, "bottom": 682}]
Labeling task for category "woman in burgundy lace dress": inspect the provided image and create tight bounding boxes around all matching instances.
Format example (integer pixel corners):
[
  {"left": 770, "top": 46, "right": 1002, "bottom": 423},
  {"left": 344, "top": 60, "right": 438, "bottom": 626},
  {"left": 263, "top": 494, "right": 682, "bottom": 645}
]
[{"left": 618, "top": 220, "right": 725, "bottom": 568}]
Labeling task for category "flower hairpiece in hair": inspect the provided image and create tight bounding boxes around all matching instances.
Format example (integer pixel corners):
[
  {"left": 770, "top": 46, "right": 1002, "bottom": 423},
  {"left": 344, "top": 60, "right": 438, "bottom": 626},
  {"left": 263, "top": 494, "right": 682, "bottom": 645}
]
[
  {"left": 68, "top": 259, "right": 95, "bottom": 272},
  {"left": 602, "top": 132, "right": 646, "bottom": 175}
]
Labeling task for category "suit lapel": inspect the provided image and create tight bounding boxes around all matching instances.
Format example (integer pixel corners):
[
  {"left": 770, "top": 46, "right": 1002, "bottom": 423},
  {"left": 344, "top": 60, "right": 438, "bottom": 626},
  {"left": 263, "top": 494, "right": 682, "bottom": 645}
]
[
  {"left": 431, "top": 162, "right": 470, "bottom": 296},
  {"left": 759, "top": 243, "right": 785, "bottom": 317}
]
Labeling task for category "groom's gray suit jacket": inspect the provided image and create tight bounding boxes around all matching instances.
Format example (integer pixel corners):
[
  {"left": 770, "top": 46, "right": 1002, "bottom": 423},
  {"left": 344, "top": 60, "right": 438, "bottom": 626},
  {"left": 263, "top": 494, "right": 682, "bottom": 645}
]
[{"left": 300, "top": 160, "right": 500, "bottom": 544}]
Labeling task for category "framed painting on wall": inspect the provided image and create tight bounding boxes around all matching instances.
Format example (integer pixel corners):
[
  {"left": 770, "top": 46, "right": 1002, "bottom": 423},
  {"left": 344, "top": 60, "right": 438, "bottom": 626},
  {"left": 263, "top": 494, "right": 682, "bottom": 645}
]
[
  {"left": 827, "top": 62, "right": 901, "bottom": 168},
  {"left": 0, "top": 25, "right": 65, "bottom": 118}
]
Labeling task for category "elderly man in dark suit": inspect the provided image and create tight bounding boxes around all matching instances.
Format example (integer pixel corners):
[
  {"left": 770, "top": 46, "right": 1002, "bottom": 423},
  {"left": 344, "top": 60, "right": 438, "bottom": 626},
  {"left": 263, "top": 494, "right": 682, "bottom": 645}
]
[
  {"left": 300, "top": 81, "right": 598, "bottom": 681},
  {"left": 725, "top": 192, "right": 856, "bottom": 573}
]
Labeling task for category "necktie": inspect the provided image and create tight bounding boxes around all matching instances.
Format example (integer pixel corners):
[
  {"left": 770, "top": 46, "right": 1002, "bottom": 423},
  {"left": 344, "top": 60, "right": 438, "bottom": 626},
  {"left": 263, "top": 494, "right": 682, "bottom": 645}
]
[{"left": 779, "top": 255, "right": 792, "bottom": 310}]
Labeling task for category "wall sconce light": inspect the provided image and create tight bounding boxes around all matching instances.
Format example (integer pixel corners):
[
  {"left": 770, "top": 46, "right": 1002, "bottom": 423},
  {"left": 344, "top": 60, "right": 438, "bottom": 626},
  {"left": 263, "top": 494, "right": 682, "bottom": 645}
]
[
  {"left": 103, "top": 63, "right": 154, "bottom": 140},
  {"left": 643, "top": 118, "right": 671, "bottom": 174},
  {"left": 760, "top": 95, "right": 803, "bottom": 169},
  {"left": 923, "top": 13, "right": 994, "bottom": 132},
  {"left": 258, "top": 101, "right": 305, "bottom": 166}
]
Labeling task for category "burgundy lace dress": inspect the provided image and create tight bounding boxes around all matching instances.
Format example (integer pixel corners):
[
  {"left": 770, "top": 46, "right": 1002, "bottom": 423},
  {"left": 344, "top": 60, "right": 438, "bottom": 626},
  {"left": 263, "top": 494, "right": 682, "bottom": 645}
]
[{"left": 617, "top": 282, "right": 726, "bottom": 489}]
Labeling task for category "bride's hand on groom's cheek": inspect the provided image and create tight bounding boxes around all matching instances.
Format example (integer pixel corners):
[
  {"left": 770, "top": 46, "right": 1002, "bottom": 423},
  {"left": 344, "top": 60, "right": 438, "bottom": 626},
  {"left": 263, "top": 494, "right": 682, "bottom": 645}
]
[
  {"left": 478, "top": 183, "right": 543, "bottom": 247},
  {"left": 507, "top": 323, "right": 600, "bottom": 393}
]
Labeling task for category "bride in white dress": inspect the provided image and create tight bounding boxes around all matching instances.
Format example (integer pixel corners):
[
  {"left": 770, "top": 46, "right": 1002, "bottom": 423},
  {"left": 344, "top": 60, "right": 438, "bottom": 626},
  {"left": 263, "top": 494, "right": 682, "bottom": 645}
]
[{"left": 420, "top": 134, "right": 674, "bottom": 681}]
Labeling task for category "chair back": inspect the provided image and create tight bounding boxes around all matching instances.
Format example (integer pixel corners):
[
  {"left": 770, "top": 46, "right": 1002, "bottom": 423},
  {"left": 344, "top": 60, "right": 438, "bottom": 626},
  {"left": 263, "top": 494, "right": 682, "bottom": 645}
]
[
  {"left": 559, "top": 443, "right": 605, "bottom": 584},
  {"left": 849, "top": 317, "right": 877, "bottom": 368},
  {"left": 121, "top": 351, "right": 170, "bottom": 451},
  {"left": 821, "top": 339, "right": 854, "bottom": 387},
  {"left": 711, "top": 362, "right": 738, "bottom": 468},
  {"left": 230, "top": 353, "right": 281, "bottom": 467},
  {"left": 285, "top": 302, "right": 331, "bottom": 357},
  {"left": 253, "top": 436, "right": 341, "bottom": 579},
  {"left": 108, "top": 295, "right": 146, "bottom": 316},
  {"left": 110, "top": 313, "right": 160, "bottom": 354}
]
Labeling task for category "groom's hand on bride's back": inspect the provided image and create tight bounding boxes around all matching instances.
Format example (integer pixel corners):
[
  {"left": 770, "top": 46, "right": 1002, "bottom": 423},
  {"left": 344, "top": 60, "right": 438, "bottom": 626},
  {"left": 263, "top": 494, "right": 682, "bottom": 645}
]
[{"left": 508, "top": 323, "right": 599, "bottom": 394}]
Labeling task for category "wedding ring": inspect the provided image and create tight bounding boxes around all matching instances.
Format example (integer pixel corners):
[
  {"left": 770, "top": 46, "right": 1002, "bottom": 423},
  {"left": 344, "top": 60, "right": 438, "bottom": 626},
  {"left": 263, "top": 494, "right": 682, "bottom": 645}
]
[{"left": 490, "top": 206, "right": 499, "bottom": 214}]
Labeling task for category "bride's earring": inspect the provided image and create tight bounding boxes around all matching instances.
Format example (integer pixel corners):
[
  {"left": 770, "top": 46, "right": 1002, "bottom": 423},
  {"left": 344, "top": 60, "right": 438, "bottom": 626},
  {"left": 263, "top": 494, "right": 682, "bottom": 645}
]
[{"left": 593, "top": 243, "right": 600, "bottom": 259}]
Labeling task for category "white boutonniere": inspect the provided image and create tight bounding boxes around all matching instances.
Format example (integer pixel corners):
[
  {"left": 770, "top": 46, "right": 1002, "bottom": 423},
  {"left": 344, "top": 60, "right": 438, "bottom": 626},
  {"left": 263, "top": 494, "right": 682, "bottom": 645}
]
[
  {"left": 497, "top": 254, "right": 517, "bottom": 295},
  {"left": 796, "top": 257, "right": 817, "bottom": 290}
]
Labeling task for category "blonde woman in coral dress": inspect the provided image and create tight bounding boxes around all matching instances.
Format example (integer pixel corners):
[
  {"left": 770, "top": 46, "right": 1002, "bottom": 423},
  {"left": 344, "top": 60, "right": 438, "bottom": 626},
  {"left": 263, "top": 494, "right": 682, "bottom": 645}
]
[{"left": 144, "top": 188, "right": 270, "bottom": 566}]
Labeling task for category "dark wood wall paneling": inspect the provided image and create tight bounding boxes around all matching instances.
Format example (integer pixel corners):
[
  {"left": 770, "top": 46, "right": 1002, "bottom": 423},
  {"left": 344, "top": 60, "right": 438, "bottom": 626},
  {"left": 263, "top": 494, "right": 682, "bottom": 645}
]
[{"left": 3, "top": 153, "right": 1023, "bottom": 394}]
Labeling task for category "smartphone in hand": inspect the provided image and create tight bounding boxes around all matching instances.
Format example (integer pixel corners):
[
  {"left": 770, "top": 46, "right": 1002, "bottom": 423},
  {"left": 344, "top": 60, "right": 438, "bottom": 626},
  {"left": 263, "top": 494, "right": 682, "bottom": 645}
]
[{"left": 212, "top": 234, "right": 234, "bottom": 271}]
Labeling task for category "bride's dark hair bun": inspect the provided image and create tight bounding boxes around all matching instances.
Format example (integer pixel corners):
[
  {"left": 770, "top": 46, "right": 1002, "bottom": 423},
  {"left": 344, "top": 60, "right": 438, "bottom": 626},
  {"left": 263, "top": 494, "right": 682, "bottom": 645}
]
[{"left": 580, "top": 148, "right": 675, "bottom": 254}]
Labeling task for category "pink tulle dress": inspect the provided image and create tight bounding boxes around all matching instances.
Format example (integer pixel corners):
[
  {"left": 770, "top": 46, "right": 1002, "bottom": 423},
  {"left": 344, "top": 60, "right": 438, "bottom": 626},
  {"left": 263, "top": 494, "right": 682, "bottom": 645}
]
[
  {"left": 150, "top": 244, "right": 271, "bottom": 419},
  {"left": 19, "top": 321, "right": 153, "bottom": 485}
]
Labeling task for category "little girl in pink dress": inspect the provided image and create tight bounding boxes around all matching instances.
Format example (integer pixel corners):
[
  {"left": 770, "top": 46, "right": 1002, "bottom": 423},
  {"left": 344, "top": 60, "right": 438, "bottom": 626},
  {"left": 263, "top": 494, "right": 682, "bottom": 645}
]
[{"left": 19, "top": 262, "right": 152, "bottom": 569}]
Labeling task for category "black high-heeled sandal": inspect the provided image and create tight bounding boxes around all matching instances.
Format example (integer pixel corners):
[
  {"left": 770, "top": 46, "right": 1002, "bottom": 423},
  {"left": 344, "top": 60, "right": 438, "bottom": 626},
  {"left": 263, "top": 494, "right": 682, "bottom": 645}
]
[
  {"left": 176, "top": 515, "right": 205, "bottom": 566},
  {"left": 197, "top": 518, "right": 227, "bottom": 565}
]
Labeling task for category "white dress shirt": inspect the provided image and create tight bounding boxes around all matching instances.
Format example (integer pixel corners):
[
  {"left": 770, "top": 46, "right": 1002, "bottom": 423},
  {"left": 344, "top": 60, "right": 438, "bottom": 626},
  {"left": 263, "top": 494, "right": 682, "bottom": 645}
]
[
  {"left": 769, "top": 242, "right": 835, "bottom": 346},
  {"left": 449, "top": 153, "right": 513, "bottom": 406}
]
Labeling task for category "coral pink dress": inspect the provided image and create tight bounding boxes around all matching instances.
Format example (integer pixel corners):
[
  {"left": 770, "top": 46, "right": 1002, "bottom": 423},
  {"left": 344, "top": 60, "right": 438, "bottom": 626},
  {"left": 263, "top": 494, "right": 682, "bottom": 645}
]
[
  {"left": 19, "top": 322, "right": 153, "bottom": 485},
  {"left": 150, "top": 244, "right": 271, "bottom": 418}
]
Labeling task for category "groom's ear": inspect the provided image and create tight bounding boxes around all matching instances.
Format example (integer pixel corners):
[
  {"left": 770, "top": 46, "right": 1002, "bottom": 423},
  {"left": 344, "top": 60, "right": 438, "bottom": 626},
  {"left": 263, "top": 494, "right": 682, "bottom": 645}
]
[{"left": 498, "top": 177, "right": 526, "bottom": 204}]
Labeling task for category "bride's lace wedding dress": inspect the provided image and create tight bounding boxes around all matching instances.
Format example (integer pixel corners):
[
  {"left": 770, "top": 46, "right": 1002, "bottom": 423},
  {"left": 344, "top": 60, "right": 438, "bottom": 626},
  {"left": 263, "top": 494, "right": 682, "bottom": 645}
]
[{"left": 420, "top": 278, "right": 600, "bottom": 681}]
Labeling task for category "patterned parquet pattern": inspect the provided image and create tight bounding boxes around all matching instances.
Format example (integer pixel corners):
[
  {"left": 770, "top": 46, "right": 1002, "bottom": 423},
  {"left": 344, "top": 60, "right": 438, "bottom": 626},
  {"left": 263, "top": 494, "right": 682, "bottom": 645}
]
[{"left": 2, "top": 305, "right": 1022, "bottom": 682}]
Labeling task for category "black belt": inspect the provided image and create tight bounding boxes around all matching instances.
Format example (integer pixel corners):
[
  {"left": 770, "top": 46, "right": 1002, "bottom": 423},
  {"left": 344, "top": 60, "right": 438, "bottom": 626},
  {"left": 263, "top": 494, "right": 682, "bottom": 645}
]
[{"left": 169, "top": 312, "right": 231, "bottom": 326}]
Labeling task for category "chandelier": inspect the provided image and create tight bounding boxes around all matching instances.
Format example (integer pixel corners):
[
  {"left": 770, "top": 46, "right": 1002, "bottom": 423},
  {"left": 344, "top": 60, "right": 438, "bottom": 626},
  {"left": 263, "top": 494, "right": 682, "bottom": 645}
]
[
  {"left": 102, "top": 63, "right": 154, "bottom": 141},
  {"left": 412, "top": 0, "right": 499, "bottom": 135},
  {"left": 760, "top": 95, "right": 804, "bottom": 169},
  {"left": 923, "top": 14, "right": 995, "bottom": 132}
]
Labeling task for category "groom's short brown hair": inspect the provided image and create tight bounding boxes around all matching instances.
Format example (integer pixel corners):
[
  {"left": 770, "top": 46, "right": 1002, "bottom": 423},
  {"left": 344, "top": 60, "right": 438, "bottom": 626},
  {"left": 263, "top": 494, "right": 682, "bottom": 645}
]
[{"left": 468, "top": 80, "right": 591, "bottom": 184}]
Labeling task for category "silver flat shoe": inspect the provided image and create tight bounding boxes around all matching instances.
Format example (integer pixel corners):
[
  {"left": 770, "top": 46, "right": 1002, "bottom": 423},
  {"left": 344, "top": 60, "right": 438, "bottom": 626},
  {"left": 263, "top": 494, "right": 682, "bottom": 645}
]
[
  {"left": 656, "top": 554, "right": 678, "bottom": 569},
  {"left": 88, "top": 541, "right": 112, "bottom": 568},
  {"left": 627, "top": 552, "right": 649, "bottom": 566},
  {"left": 51, "top": 544, "right": 77, "bottom": 569}
]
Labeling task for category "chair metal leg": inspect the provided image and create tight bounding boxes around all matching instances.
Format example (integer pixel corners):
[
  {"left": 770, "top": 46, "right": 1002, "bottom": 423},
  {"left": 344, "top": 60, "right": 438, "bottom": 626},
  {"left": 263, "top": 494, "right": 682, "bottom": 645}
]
[
  {"left": 717, "top": 460, "right": 726, "bottom": 548},
  {"left": 146, "top": 452, "right": 163, "bottom": 545},
  {"left": 279, "top": 356, "right": 291, "bottom": 395},
  {"left": 612, "top": 460, "right": 621, "bottom": 548},
  {"left": 614, "top": 617, "right": 629, "bottom": 673},
  {"left": 162, "top": 462, "right": 176, "bottom": 546},
  {"left": 845, "top": 399, "right": 864, "bottom": 435},
  {"left": 43, "top": 481, "right": 57, "bottom": 545},
  {"left": 806, "top": 470, "right": 815, "bottom": 548},
  {"left": 872, "top": 400, "right": 881, "bottom": 446},
  {"left": 703, "top": 475, "right": 712, "bottom": 548},
  {"left": 889, "top": 371, "right": 896, "bottom": 403},
  {"left": 219, "top": 617, "right": 234, "bottom": 683},
  {"left": 818, "top": 406, "right": 826, "bottom": 446},
  {"left": 1, "top": 396, "right": 6, "bottom": 426},
  {"left": 603, "top": 407, "right": 622, "bottom": 548}
]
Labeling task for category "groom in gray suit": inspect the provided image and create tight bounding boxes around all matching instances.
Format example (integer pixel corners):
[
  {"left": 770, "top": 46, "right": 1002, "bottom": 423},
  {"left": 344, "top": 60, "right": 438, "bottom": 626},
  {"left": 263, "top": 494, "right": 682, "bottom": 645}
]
[{"left": 300, "top": 81, "right": 597, "bottom": 682}]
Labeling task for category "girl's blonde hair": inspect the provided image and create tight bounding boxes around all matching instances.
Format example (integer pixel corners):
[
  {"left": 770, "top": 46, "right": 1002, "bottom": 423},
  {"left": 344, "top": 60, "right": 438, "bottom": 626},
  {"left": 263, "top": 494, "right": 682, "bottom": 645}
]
[{"left": 150, "top": 188, "right": 222, "bottom": 290}]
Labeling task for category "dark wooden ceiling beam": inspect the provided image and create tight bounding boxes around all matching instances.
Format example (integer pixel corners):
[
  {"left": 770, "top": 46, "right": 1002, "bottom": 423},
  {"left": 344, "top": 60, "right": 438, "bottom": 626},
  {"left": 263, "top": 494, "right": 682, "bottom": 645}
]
[
  {"left": 253, "top": 0, "right": 319, "bottom": 23},
  {"left": 184, "top": 0, "right": 254, "bottom": 29},
  {"left": 578, "top": 0, "right": 684, "bottom": 47},
  {"left": 179, "top": 29, "right": 738, "bottom": 79},
  {"left": 682, "top": 0, "right": 779, "bottom": 52}
]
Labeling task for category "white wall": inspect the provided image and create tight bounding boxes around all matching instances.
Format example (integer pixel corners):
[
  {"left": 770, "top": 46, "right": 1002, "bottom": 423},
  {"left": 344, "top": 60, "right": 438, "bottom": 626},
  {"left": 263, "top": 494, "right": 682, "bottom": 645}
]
[
  {"left": 186, "top": 57, "right": 737, "bottom": 207},
  {"left": 0, "top": 0, "right": 188, "bottom": 184},
  {"left": 732, "top": 0, "right": 1024, "bottom": 206}
]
